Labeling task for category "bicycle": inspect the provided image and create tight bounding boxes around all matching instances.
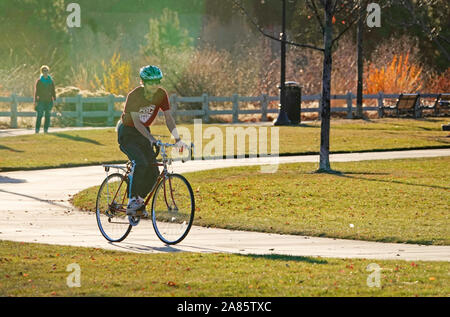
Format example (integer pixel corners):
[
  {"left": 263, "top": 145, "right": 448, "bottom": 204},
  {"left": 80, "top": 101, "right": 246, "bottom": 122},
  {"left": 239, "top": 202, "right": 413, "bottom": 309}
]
[{"left": 95, "top": 140, "right": 195, "bottom": 245}]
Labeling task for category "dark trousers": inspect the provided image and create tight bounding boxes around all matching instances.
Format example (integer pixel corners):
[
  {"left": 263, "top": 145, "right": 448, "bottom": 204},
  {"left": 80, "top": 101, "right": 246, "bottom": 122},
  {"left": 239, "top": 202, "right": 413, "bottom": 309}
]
[
  {"left": 35, "top": 101, "right": 53, "bottom": 133},
  {"left": 117, "top": 122, "right": 159, "bottom": 199}
]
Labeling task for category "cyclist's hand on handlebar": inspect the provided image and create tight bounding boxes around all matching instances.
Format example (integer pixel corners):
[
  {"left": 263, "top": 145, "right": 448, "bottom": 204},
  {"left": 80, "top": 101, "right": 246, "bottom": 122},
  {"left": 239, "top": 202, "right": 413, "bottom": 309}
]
[
  {"left": 175, "top": 140, "right": 189, "bottom": 152},
  {"left": 149, "top": 137, "right": 158, "bottom": 146}
]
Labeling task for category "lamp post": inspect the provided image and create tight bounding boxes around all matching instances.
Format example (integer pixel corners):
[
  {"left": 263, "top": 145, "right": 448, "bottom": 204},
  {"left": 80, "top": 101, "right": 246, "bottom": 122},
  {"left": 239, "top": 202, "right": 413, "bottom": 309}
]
[{"left": 274, "top": 0, "right": 291, "bottom": 125}]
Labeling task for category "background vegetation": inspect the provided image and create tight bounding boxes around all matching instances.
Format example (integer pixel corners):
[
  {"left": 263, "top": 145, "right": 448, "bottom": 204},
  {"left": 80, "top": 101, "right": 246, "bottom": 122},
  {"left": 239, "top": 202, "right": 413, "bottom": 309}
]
[{"left": 0, "top": 0, "right": 448, "bottom": 125}]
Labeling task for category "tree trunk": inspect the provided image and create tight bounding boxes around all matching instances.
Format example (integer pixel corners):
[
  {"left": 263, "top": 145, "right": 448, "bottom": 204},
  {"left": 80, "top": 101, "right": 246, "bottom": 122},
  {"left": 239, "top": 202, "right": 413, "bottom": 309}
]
[
  {"left": 319, "top": 0, "right": 333, "bottom": 172},
  {"left": 356, "top": 1, "right": 364, "bottom": 119}
]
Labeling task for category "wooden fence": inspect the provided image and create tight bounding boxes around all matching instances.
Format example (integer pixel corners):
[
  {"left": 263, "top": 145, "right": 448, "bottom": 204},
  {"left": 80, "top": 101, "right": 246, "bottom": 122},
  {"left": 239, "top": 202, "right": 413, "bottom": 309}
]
[{"left": 0, "top": 92, "right": 443, "bottom": 128}]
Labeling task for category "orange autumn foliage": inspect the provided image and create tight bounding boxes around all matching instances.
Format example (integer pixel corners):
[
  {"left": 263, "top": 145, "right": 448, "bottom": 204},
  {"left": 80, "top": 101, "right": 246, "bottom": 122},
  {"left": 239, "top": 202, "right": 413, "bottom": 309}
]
[
  {"left": 364, "top": 53, "right": 423, "bottom": 94},
  {"left": 425, "top": 67, "right": 450, "bottom": 93}
]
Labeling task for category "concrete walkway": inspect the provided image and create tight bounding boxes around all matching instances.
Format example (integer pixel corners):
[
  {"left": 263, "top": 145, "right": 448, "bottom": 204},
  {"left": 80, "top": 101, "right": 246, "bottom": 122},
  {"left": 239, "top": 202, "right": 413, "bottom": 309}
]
[
  {"left": 1, "top": 148, "right": 449, "bottom": 261},
  {"left": 0, "top": 127, "right": 110, "bottom": 138}
]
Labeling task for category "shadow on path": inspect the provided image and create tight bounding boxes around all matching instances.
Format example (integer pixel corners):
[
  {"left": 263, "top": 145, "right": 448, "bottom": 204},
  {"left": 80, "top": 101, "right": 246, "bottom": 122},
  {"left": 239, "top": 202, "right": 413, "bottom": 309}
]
[
  {"left": 108, "top": 241, "right": 233, "bottom": 254},
  {"left": 0, "top": 189, "right": 68, "bottom": 208},
  {"left": 240, "top": 254, "right": 328, "bottom": 264},
  {"left": 0, "top": 176, "right": 27, "bottom": 184}
]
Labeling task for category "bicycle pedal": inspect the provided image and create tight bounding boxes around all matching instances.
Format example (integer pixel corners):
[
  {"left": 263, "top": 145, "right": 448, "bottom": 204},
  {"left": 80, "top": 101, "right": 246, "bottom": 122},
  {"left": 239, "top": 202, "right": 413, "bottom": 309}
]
[{"left": 136, "top": 209, "right": 148, "bottom": 218}]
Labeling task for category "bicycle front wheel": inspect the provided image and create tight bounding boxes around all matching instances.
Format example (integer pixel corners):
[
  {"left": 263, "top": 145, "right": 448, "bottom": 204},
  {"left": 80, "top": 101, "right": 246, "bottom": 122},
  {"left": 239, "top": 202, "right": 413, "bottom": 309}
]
[
  {"left": 151, "top": 173, "right": 195, "bottom": 245},
  {"left": 96, "top": 173, "right": 132, "bottom": 242}
]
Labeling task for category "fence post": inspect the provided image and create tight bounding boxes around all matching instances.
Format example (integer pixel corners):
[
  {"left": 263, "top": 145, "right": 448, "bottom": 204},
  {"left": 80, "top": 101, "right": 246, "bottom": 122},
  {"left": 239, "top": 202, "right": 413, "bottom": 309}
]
[
  {"left": 76, "top": 94, "right": 83, "bottom": 127},
  {"left": 414, "top": 92, "right": 421, "bottom": 118},
  {"left": 377, "top": 92, "right": 384, "bottom": 118},
  {"left": 346, "top": 92, "right": 353, "bottom": 119},
  {"left": 10, "top": 94, "right": 18, "bottom": 128},
  {"left": 261, "top": 94, "right": 268, "bottom": 122},
  {"left": 107, "top": 94, "right": 114, "bottom": 126},
  {"left": 170, "top": 94, "right": 178, "bottom": 121},
  {"left": 232, "top": 94, "right": 239, "bottom": 123},
  {"left": 202, "top": 93, "right": 210, "bottom": 123}
]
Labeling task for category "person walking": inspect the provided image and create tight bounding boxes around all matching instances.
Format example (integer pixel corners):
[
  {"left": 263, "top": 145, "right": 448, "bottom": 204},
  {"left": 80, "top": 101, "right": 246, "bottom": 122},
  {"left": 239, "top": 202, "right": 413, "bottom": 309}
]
[{"left": 34, "top": 65, "right": 56, "bottom": 133}]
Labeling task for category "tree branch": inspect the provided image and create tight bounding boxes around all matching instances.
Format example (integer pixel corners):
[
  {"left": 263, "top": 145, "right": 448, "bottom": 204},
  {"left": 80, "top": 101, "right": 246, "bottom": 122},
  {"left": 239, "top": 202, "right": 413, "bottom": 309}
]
[
  {"left": 232, "top": 0, "right": 324, "bottom": 52},
  {"left": 331, "top": 3, "right": 361, "bottom": 45},
  {"left": 305, "top": 0, "right": 324, "bottom": 33}
]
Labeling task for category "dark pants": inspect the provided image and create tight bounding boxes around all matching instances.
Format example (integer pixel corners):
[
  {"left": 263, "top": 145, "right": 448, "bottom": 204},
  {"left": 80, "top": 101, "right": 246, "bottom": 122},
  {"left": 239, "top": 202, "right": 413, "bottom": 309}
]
[
  {"left": 35, "top": 101, "right": 53, "bottom": 133},
  {"left": 117, "top": 122, "right": 159, "bottom": 199}
]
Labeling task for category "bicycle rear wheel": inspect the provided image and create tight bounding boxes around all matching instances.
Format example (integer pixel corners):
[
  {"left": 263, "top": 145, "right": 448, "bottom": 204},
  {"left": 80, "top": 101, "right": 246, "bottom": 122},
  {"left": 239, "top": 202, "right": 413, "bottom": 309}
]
[
  {"left": 151, "top": 173, "right": 195, "bottom": 245},
  {"left": 96, "top": 173, "right": 132, "bottom": 242}
]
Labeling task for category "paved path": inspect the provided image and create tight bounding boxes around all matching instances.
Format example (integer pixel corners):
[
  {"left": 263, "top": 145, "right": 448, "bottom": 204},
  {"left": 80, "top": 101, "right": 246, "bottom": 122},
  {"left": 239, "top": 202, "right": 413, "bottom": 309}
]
[
  {"left": 0, "top": 127, "right": 110, "bottom": 138},
  {"left": 1, "top": 149, "right": 449, "bottom": 261}
]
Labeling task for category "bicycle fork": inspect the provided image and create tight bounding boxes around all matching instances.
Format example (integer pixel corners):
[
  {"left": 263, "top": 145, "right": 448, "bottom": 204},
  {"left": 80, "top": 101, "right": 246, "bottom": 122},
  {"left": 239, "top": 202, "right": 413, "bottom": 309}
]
[{"left": 163, "top": 175, "right": 179, "bottom": 212}]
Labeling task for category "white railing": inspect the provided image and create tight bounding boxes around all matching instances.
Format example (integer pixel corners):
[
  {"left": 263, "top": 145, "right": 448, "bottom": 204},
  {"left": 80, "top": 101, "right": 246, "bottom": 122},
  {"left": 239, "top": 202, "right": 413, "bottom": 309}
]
[{"left": 0, "top": 92, "right": 443, "bottom": 128}]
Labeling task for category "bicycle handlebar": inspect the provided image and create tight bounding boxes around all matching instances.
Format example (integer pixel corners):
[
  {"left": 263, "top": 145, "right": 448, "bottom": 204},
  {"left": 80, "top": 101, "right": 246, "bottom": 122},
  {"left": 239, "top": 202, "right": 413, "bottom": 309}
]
[
  {"left": 155, "top": 140, "right": 194, "bottom": 163},
  {"left": 155, "top": 140, "right": 176, "bottom": 148}
]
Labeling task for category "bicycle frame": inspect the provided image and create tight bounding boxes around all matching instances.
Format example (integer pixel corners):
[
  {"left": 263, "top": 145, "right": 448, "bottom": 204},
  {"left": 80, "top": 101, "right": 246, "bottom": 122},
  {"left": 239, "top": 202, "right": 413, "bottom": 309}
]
[{"left": 103, "top": 141, "right": 192, "bottom": 215}]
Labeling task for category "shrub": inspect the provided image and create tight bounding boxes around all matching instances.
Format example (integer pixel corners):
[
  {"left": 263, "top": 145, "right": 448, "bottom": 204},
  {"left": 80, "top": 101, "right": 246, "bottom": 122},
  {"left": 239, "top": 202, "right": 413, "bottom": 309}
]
[
  {"left": 364, "top": 53, "right": 423, "bottom": 94},
  {"left": 95, "top": 53, "right": 132, "bottom": 96},
  {"left": 172, "top": 45, "right": 234, "bottom": 98},
  {"left": 424, "top": 67, "right": 450, "bottom": 93}
]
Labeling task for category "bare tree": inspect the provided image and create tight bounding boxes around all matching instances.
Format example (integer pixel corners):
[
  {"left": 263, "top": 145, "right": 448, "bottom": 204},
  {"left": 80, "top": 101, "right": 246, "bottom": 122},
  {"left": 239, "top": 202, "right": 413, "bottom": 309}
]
[
  {"left": 233, "top": 0, "right": 363, "bottom": 172},
  {"left": 355, "top": 0, "right": 368, "bottom": 119}
]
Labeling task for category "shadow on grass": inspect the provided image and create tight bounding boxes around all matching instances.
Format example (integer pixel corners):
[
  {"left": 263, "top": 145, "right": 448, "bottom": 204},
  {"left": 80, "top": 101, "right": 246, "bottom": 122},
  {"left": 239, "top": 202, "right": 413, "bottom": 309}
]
[
  {"left": 52, "top": 133, "right": 103, "bottom": 145},
  {"left": 305, "top": 168, "right": 449, "bottom": 191},
  {"left": 304, "top": 170, "right": 389, "bottom": 176},
  {"left": 297, "top": 123, "right": 320, "bottom": 128},
  {"left": 0, "top": 144, "right": 24, "bottom": 153},
  {"left": 239, "top": 254, "right": 328, "bottom": 264},
  {"left": 334, "top": 171, "right": 450, "bottom": 191},
  {"left": 435, "top": 138, "right": 450, "bottom": 144}
]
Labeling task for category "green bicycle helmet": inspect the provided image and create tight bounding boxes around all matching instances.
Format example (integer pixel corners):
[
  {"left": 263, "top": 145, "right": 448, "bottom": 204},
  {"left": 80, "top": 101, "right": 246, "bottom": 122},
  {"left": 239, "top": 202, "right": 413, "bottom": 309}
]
[{"left": 140, "top": 65, "right": 163, "bottom": 82}]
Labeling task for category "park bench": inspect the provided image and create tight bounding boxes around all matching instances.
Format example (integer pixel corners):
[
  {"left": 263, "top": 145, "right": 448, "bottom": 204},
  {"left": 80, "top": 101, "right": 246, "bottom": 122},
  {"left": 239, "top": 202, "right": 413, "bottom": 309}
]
[
  {"left": 380, "top": 93, "right": 420, "bottom": 118},
  {"left": 433, "top": 93, "right": 450, "bottom": 116}
]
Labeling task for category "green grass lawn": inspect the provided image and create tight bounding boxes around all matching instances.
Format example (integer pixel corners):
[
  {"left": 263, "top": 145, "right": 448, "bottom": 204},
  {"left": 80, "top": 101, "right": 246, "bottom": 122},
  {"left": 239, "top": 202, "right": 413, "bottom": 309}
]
[
  {"left": 73, "top": 157, "right": 450, "bottom": 246},
  {"left": 0, "top": 240, "right": 448, "bottom": 297},
  {"left": 0, "top": 118, "right": 449, "bottom": 171}
]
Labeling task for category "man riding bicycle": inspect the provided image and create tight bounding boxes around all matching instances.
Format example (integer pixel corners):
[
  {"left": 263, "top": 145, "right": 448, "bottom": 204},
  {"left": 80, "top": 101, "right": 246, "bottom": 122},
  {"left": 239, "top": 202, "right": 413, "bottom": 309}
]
[{"left": 117, "top": 65, "right": 187, "bottom": 216}]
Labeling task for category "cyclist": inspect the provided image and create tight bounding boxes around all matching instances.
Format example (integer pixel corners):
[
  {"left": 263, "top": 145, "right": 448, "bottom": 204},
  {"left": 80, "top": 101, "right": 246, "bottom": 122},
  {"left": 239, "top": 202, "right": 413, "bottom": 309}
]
[{"left": 117, "top": 65, "right": 187, "bottom": 216}]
